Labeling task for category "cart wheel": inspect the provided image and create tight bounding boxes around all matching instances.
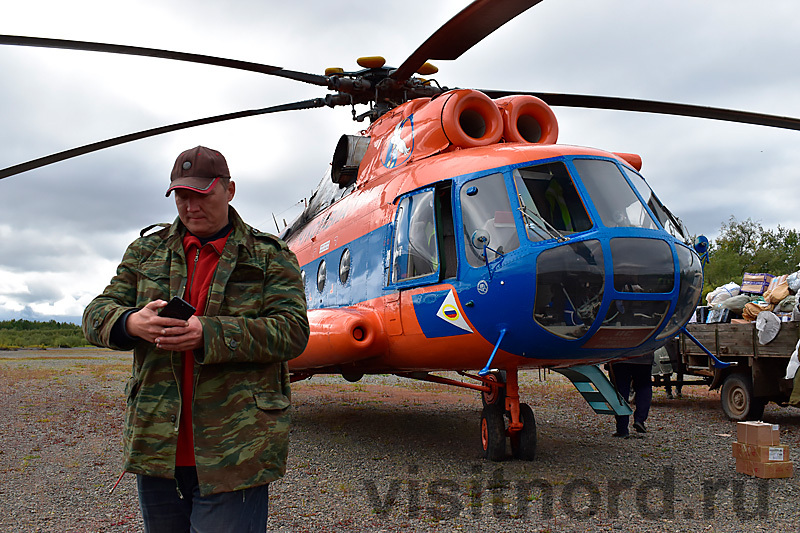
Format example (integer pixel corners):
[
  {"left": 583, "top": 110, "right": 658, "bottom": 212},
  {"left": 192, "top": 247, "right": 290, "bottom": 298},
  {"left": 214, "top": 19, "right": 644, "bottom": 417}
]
[
  {"left": 481, "top": 406, "right": 506, "bottom": 461},
  {"left": 721, "top": 373, "right": 766, "bottom": 421}
]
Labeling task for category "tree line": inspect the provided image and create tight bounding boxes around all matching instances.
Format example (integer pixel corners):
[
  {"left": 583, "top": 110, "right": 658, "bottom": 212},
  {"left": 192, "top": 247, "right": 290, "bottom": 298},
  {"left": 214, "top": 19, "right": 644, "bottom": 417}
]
[
  {"left": 0, "top": 319, "right": 87, "bottom": 349},
  {"left": 702, "top": 217, "right": 800, "bottom": 300}
]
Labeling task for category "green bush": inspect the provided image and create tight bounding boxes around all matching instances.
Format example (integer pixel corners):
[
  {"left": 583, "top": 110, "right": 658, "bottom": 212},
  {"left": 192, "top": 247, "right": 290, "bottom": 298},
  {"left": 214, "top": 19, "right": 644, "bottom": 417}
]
[
  {"left": 0, "top": 320, "right": 88, "bottom": 349},
  {"left": 703, "top": 217, "right": 800, "bottom": 300}
]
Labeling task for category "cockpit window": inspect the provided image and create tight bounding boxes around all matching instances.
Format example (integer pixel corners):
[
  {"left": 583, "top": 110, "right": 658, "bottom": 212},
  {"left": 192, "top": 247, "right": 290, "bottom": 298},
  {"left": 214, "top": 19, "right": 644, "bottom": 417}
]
[
  {"left": 460, "top": 173, "right": 520, "bottom": 267},
  {"left": 534, "top": 239, "right": 604, "bottom": 340},
  {"left": 513, "top": 162, "right": 591, "bottom": 241},
  {"left": 573, "top": 159, "right": 658, "bottom": 230},
  {"left": 620, "top": 166, "right": 688, "bottom": 241}
]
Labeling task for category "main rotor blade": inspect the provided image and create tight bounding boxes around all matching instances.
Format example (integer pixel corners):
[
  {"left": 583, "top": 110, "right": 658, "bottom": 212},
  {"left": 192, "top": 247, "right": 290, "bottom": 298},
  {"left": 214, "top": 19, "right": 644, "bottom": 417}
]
[
  {"left": 0, "top": 99, "right": 326, "bottom": 180},
  {"left": 391, "top": 0, "right": 543, "bottom": 82},
  {"left": 482, "top": 90, "right": 800, "bottom": 131},
  {"left": 0, "top": 35, "right": 330, "bottom": 86}
]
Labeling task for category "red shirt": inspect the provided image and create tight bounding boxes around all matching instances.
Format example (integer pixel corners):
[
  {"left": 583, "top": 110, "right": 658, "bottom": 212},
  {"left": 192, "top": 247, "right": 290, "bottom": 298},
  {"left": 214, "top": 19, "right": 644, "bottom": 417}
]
[{"left": 175, "top": 228, "right": 231, "bottom": 467}]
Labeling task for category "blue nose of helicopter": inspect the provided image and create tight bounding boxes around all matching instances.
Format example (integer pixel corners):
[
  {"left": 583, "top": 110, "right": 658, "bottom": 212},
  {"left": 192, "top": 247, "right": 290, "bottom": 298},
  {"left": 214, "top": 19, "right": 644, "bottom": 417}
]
[
  {"left": 478, "top": 234, "right": 704, "bottom": 362},
  {"left": 532, "top": 236, "right": 702, "bottom": 352}
]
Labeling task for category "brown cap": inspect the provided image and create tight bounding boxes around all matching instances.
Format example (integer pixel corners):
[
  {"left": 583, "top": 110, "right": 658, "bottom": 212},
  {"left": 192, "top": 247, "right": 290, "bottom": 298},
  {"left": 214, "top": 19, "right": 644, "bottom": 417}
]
[{"left": 166, "top": 146, "right": 230, "bottom": 196}]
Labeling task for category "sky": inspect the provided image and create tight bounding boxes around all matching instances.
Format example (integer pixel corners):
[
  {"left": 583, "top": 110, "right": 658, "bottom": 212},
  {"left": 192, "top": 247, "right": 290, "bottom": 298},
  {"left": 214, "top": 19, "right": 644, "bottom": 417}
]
[{"left": 1, "top": 0, "right": 799, "bottom": 323}]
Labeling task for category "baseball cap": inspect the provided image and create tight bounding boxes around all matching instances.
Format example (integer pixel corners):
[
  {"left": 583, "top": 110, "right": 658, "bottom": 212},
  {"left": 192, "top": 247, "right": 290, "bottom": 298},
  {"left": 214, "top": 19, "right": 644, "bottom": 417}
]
[{"left": 166, "top": 146, "right": 231, "bottom": 196}]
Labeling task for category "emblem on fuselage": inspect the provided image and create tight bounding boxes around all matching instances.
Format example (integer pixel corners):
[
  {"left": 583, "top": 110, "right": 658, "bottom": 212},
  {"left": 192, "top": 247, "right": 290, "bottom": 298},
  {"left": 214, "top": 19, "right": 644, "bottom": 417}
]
[
  {"left": 436, "top": 289, "right": 473, "bottom": 333},
  {"left": 477, "top": 280, "right": 489, "bottom": 295},
  {"left": 383, "top": 115, "right": 414, "bottom": 169}
]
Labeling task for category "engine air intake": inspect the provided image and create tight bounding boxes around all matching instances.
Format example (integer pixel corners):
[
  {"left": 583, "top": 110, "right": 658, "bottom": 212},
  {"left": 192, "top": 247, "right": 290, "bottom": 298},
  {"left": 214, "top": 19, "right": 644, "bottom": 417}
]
[{"left": 495, "top": 95, "right": 559, "bottom": 144}]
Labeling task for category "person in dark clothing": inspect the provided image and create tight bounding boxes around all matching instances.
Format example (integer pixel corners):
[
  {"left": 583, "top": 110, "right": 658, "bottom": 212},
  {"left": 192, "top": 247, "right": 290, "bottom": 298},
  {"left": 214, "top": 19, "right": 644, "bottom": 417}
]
[
  {"left": 663, "top": 340, "right": 683, "bottom": 399},
  {"left": 611, "top": 351, "right": 654, "bottom": 437}
]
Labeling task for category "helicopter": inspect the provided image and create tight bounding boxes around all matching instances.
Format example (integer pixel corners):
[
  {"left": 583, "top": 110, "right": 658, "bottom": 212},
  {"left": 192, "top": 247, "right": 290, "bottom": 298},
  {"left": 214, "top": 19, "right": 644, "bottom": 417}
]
[{"left": 2, "top": 0, "right": 800, "bottom": 461}]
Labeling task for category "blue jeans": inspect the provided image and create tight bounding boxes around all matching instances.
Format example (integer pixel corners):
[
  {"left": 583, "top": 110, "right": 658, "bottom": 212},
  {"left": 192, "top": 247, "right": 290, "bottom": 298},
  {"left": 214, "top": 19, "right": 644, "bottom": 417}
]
[
  {"left": 137, "top": 467, "right": 269, "bottom": 533},
  {"left": 612, "top": 362, "right": 652, "bottom": 435}
]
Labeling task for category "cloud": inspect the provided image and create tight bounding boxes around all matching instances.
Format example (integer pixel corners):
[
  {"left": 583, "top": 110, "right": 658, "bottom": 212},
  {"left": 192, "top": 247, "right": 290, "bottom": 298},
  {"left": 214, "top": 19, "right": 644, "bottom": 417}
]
[{"left": 1, "top": 0, "right": 800, "bottom": 320}]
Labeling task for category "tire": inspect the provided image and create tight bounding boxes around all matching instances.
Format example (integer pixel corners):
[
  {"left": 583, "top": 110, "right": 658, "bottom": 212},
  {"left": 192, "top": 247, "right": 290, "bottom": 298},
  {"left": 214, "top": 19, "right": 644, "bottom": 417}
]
[
  {"left": 721, "top": 373, "right": 766, "bottom": 421},
  {"left": 481, "top": 406, "right": 506, "bottom": 461},
  {"left": 510, "top": 403, "right": 537, "bottom": 461},
  {"left": 481, "top": 370, "right": 507, "bottom": 410}
]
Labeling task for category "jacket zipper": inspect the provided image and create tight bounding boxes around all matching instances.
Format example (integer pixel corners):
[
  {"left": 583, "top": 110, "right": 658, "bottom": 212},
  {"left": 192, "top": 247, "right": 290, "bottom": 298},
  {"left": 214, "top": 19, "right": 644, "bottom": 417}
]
[
  {"left": 189, "top": 245, "right": 210, "bottom": 449},
  {"left": 186, "top": 248, "right": 201, "bottom": 300},
  {"left": 172, "top": 248, "right": 200, "bottom": 434}
]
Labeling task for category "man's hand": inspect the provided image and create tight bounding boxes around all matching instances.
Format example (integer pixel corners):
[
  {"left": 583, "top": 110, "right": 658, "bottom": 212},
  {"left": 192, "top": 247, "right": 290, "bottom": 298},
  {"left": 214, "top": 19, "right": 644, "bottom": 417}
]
[
  {"left": 154, "top": 316, "right": 203, "bottom": 352},
  {"left": 125, "top": 300, "right": 203, "bottom": 351}
]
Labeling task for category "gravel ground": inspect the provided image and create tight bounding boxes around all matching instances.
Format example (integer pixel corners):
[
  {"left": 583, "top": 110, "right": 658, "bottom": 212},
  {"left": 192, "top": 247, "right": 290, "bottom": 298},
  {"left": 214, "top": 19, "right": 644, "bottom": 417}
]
[{"left": 2, "top": 348, "right": 800, "bottom": 532}]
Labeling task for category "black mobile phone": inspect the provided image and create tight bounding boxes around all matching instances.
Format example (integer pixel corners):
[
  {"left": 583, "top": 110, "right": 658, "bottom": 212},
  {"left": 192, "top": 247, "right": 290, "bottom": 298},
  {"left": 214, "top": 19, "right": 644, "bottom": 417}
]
[{"left": 159, "top": 296, "right": 196, "bottom": 320}]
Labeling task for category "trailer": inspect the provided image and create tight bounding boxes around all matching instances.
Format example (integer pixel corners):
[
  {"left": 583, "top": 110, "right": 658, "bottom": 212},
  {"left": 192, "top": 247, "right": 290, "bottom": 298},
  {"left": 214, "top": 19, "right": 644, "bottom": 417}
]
[{"left": 669, "top": 321, "right": 798, "bottom": 420}]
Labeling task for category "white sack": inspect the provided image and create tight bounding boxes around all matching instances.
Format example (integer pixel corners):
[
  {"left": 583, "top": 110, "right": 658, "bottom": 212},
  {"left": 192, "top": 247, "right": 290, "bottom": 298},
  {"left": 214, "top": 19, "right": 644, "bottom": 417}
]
[
  {"left": 786, "top": 339, "right": 800, "bottom": 380},
  {"left": 706, "top": 282, "right": 740, "bottom": 306},
  {"left": 756, "top": 311, "right": 780, "bottom": 345}
]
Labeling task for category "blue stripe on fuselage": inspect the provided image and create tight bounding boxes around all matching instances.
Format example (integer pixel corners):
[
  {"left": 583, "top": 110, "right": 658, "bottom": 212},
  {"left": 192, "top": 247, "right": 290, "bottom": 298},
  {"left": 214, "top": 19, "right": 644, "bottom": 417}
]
[{"left": 297, "top": 224, "right": 391, "bottom": 309}]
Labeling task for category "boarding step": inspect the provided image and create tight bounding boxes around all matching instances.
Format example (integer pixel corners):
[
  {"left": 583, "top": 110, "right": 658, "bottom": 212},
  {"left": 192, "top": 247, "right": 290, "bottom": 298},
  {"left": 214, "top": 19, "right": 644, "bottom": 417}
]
[{"left": 553, "top": 364, "right": 632, "bottom": 416}]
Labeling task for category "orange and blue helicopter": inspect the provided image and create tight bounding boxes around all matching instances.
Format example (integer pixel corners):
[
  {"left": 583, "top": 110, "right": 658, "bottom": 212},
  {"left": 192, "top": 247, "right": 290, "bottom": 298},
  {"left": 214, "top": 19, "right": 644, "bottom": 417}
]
[{"left": 3, "top": 0, "right": 800, "bottom": 460}]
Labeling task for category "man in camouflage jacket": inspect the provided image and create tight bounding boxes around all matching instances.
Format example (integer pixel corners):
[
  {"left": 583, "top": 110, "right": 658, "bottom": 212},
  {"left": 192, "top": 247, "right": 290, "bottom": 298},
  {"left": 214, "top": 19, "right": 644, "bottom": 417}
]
[{"left": 82, "top": 146, "right": 309, "bottom": 530}]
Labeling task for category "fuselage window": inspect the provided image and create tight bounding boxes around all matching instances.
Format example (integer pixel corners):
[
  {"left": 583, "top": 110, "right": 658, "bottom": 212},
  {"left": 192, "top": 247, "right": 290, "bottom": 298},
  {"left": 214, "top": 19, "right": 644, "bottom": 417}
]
[
  {"left": 339, "top": 248, "right": 351, "bottom": 284},
  {"left": 391, "top": 190, "right": 439, "bottom": 282},
  {"left": 317, "top": 259, "right": 327, "bottom": 292},
  {"left": 460, "top": 173, "right": 520, "bottom": 267}
]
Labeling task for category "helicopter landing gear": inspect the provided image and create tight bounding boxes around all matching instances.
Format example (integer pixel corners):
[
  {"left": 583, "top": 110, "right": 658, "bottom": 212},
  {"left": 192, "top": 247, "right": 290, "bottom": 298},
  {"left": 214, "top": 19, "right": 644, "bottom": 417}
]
[
  {"left": 510, "top": 403, "right": 537, "bottom": 460},
  {"left": 481, "top": 405, "right": 506, "bottom": 461},
  {"left": 481, "top": 369, "right": 506, "bottom": 408},
  {"left": 479, "top": 366, "right": 537, "bottom": 461}
]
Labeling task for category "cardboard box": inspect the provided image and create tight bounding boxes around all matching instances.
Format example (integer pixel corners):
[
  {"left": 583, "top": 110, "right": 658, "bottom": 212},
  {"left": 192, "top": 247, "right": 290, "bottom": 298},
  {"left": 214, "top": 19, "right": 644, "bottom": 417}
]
[
  {"left": 732, "top": 442, "right": 790, "bottom": 462},
  {"left": 736, "top": 421, "right": 749, "bottom": 443},
  {"left": 741, "top": 272, "right": 774, "bottom": 295},
  {"left": 736, "top": 458, "right": 755, "bottom": 476},
  {"left": 736, "top": 458, "right": 794, "bottom": 479},
  {"left": 752, "top": 460, "right": 793, "bottom": 479},
  {"left": 736, "top": 421, "right": 780, "bottom": 446},
  {"left": 735, "top": 422, "right": 792, "bottom": 478}
]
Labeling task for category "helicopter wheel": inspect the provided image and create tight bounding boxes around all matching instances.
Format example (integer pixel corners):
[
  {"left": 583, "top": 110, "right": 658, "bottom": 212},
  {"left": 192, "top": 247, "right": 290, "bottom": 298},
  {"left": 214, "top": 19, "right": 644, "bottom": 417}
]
[
  {"left": 480, "top": 406, "right": 506, "bottom": 461},
  {"left": 509, "top": 403, "right": 537, "bottom": 461},
  {"left": 481, "top": 370, "right": 507, "bottom": 409}
]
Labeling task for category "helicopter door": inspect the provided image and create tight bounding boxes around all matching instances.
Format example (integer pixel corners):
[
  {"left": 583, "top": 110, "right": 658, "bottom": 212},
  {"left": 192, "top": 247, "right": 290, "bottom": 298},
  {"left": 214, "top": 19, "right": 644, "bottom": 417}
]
[
  {"left": 386, "top": 185, "right": 457, "bottom": 337},
  {"left": 390, "top": 188, "right": 440, "bottom": 286}
]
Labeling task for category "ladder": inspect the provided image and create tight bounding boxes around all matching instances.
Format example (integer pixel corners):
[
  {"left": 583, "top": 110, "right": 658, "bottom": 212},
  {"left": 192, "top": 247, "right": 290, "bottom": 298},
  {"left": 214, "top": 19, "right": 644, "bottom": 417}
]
[{"left": 554, "top": 364, "right": 632, "bottom": 416}]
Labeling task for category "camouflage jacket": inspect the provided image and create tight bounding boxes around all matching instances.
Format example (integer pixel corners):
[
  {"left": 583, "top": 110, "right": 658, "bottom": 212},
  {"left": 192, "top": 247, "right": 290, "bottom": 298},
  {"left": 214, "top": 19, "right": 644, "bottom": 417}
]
[{"left": 82, "top": 207, "right": 309, "bottom": 495}]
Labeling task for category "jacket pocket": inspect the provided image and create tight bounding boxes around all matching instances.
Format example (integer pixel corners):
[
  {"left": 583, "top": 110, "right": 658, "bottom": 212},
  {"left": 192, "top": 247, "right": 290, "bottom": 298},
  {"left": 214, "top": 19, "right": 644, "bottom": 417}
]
[
  {"left": 222, "top": 264, "right": 266, "bottom": 313},
  {"left": 253, "top": 391, "right": 290, "bottom": 411},
  {"left": 123, "top": 377, "right": 140, "bottom": 453},
  {"left": 136, "top": 264, "right": 171, "bottom": 303},
  {"left": 124, "top": 376, "right": 140, "bottom": 403}
]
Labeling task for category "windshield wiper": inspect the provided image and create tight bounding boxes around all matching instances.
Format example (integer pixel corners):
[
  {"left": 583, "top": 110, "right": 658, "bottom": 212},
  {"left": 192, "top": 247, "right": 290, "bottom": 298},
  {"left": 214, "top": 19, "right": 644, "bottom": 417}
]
[{"left": 516, "top": 198, "right": 568, "bottom": 242}]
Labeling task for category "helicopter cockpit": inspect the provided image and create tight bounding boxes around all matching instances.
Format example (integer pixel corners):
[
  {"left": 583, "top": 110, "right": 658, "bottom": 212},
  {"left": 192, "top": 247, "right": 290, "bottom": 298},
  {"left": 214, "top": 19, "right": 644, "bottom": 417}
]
[{"left": 450, "top": 155, "right": 702, "bottom": 354}]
